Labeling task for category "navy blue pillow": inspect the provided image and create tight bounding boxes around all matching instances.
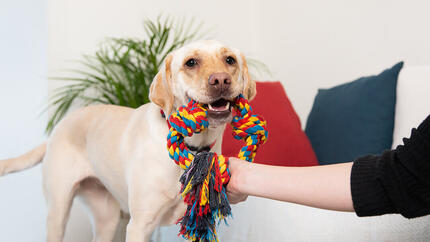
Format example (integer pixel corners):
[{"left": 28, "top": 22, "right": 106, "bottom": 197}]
[{"left": 305, "top": 62, "right": 403, "bottom": 165}]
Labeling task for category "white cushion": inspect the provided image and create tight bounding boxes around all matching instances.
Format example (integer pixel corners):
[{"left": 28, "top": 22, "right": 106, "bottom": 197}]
[
  {"left": 218, "top": 197, "right": 430, "bottom": 241},
  {"left": 392, "top": 65, "right": 430, "bottom": 148}
]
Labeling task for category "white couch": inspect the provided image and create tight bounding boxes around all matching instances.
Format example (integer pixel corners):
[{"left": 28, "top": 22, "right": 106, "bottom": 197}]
[{"left": 153, "top": 65, "right": 430, "bottom": 242}]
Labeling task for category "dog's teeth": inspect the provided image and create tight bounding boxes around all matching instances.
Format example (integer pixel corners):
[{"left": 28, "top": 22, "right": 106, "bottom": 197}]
[{"left": 207, "top": 101, "right": 229, "bottom": 111}]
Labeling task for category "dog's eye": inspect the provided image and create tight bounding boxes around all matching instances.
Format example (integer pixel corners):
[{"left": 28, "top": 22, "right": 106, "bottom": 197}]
[
  {"left": 185, "top": 58, "right": 197, "bottom": 67},
  {"left": 226, "top": 56, "right": 236, "bottom": 65}
]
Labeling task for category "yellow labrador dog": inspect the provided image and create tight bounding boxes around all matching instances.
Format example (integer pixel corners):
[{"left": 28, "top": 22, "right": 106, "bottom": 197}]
[{"left": 0, "top": 40, "right": 256, "bottom": 242}]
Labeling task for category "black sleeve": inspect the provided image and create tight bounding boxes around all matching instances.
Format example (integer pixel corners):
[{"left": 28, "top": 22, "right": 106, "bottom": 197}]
[{"left": 350, "top": 115, "right": 430, "bottom": 218}]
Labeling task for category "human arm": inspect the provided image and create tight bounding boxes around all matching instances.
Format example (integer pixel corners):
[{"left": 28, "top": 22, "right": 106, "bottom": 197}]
[{"left": 227, "top": 158, "right": 354, "bottom": 211}]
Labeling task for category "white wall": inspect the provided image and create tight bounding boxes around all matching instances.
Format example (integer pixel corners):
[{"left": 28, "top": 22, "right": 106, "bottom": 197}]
[
  {"left": 0, "top": 0, "right": 47, "bottom": 241},
  {"left": 1, "top": 0, "right": 428, "bottom": 241},
  {"left": 48, "top": 0, "right": 430, "bottom": 125},
  {"left": 255, "top": 0, "right": 430, "bottom": 124}
]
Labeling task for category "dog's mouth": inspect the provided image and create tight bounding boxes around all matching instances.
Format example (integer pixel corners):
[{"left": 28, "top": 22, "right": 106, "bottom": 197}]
[
  {"left": 203, "top": 98, "right": 231, "bottom": 112},
  {"left": 185, "top": 92, "right": 235, "bottom": 124},
  {"left": 202, "top": 98, "right": 233, "bottom": 121}
]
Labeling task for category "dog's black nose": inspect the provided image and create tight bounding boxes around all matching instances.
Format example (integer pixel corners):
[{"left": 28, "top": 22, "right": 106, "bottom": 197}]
[{"left": 208, "top": 72, "right": 231, "bottom": 90}]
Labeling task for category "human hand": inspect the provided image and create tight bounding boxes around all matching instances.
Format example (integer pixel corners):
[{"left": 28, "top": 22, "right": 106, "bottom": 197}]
[{"left": 226, "top": 157, "right": 250, "bottom": 204}]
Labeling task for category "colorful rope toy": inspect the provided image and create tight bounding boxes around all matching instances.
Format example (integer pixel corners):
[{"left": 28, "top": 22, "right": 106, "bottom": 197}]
[{"left": 166, "top": 94, "right": 268, "bottom": 242}]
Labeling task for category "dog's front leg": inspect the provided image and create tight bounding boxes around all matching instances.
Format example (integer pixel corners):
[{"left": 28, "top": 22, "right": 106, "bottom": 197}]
[{"left": 125, "top": 174, "right": 173, "bottom": 242}]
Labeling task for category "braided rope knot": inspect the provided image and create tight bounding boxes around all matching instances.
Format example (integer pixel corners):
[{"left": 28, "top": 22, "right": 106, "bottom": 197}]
[
  {"left": 166, "top": 94, "right": 268, "bottom": 242},
  {"left": 231, "top": 95, "right": 268, "bottom": 162},
  {"left": 167, "top": 100, "right": 209, "bottom": 169}
]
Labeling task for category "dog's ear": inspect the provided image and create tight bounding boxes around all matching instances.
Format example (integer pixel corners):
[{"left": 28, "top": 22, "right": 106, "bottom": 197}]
[
  {"left": 240, "top": 54, "right": 257, "bottom": 101},
  {"left": 149, "top": 54, "right": 174, "bottom": 116}
]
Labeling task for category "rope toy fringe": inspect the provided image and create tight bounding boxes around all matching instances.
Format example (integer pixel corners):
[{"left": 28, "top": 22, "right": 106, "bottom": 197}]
[{"left": 166, "top": 94, "right": 268, "bottom": 242}]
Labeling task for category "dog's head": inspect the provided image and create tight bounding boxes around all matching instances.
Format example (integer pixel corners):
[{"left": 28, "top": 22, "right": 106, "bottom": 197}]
[{"left": 149, "top": 40, "right": 256, "bottom": 127}]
